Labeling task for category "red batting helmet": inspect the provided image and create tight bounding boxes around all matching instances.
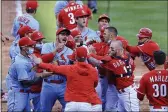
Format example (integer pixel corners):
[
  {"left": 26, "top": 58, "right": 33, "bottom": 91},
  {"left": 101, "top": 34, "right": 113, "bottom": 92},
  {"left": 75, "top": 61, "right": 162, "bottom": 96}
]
[
  {"left": 31, "top": 31, "right": 45, "bottom": 41},
  {"left": 136, "top": 28, "right": 152, "bottom": 39}
]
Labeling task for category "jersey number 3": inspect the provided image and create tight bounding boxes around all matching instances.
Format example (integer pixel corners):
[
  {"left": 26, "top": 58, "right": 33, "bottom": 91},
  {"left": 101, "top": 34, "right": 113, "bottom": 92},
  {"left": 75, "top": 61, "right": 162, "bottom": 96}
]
[
  {"left": 153, "top": 84, "right": 167, "bottom": 97},
  {"left": 68, "top": 13, "right": 75, "bottom": 24}
]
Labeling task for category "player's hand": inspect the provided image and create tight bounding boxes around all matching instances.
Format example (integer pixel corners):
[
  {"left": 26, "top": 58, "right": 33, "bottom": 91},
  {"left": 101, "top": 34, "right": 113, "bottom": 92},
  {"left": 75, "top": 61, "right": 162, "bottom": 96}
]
[
  {"left": 88, "top": 45, "right": 96, "bottom": 54},
  {"left": 37, "top": 71, "right": 53, "bottom": 78},
  {"left": 31, "top": 54, "right": 42, "bottom": 64}
]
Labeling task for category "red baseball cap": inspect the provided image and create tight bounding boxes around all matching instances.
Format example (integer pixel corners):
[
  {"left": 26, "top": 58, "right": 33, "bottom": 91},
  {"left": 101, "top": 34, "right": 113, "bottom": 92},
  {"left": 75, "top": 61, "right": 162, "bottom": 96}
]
[
  {"left": 31, "top": 31, "right": 45, "bottom": 41},
  {"left": 71, "top": 30, "right": 81, "bottom": 38},
  {"left": 68, "top": 47, "right": 88, "bottom": 60},
  {"left": 56, "top": 27, "right": 71, "bottom": 36},
  {"left": 19, "top": 37, "right": 36, "bottom": 47},
  {"left": 98, "top": 14, "right": 110, "bottom": 22},
  {"left": 18, "top": 26, "right": 34, "bottom": 37},
  {"left": 26, "top": 0, "right": 38, "bottom": 10},
  {"left": 74, "top": 9, "right": 89, "bottom": 18}
]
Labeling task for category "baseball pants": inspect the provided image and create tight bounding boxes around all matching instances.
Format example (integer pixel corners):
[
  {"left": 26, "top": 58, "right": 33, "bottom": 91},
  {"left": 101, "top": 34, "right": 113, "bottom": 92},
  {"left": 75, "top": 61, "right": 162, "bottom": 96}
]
[
  {"left": 150, "top": 106, "right": 168, "bottom": 111},
  {"left": 29, "top": 93, "right": 41, "bottom": 112},
  {"left": 117, "top": 84, "right": 140, "bottom": 111},
  {"left": 40, "top": 81, "right": 66, "bottom": 111},
  {"left": 65, "top": 102, "right": 92, "bottom": 111},
  {"left": 105, "top": 84, "right": 119, "bottom": 111},
  {"left": 7, "top": 88, "right": 30, "bottom": 112}
]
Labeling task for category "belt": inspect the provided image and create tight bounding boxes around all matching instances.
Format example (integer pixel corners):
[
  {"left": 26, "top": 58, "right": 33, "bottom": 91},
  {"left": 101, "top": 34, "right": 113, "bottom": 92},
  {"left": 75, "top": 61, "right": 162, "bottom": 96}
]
[
  {"left": 115, "top": 73, "right": 131, "bottom": 78},
  {"left": 150, "top": 105, "right": 168, "bottom": 110},
  {"left": 44, "top": 79, "right": 64, "bottom": 84},
  {"left": 10, "top": 87, "right": 30, "bottom": 93},
  {"left": 118, "top": 84, "right": 135, "bottom": 94}
]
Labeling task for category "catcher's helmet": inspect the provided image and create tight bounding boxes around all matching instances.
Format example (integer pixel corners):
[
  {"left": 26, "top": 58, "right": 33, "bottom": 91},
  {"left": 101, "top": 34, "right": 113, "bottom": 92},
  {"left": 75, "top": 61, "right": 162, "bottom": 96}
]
[{"left": 136, "top": 28, "right": 152, "bottom": 39}]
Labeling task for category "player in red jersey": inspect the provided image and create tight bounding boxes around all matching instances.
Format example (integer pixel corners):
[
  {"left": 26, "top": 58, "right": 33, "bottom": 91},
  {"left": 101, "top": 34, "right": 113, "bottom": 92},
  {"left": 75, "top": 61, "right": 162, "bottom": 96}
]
[
  {"left": 89, "top": 40, "right": 140, "bottom": 111},
  {"left": 58, "top": 1, "right": 92, "bottom": 30},
  {"left": 126, "top": 28, "right": 160, "bottom": 71},
  {"left": 88, "top": 26, "right": 129, "bottom": 111},
  {"left": 137, "top": 50, "right": 168, "bottom": 111}
]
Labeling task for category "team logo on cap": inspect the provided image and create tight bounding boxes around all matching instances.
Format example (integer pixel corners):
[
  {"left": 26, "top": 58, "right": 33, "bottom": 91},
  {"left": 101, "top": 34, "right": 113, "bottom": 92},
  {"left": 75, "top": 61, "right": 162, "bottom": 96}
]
[
  {"left": 82, "top": 10, "right": 85, "bottom": 14},
  {"left": 38, "top": 32, "right": 41, "bottom": 36}
]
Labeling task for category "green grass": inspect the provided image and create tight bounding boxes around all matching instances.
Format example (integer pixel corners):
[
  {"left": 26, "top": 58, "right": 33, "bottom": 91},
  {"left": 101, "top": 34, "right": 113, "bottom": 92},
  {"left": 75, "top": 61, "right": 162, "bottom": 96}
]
[{"left": 35, "top": 1, "right": 167, "bottom": 52}]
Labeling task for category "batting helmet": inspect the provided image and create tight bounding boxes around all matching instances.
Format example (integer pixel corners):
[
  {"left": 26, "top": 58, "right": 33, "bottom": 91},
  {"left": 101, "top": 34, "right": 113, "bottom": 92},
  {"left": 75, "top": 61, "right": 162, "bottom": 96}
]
[
  {"left": 31, "top": 31, "right": 45, "bottom": 41},
  {"left": 136, "top": 28, "right": 152, "bottom": 39}
]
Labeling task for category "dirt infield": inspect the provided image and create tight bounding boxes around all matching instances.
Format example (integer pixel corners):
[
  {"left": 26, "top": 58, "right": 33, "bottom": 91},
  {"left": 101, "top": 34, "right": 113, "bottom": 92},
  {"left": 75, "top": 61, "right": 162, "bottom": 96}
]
[{"left": 1, "top": 1, "right": 150, "bottom": 111}]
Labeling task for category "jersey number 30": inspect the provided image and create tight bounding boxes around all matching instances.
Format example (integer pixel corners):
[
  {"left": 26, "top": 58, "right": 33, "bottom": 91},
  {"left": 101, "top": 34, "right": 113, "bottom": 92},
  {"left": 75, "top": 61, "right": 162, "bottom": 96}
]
[
  {"left": 153, "top": 84, "right": 167, "bottom": 97},
  {"left": 68, "top": 13, "right": 75, "bottom": 24}
]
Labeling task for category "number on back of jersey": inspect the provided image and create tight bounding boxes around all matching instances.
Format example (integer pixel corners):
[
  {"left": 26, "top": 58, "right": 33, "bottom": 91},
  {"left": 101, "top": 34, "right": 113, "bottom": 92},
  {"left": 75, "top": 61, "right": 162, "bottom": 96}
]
[{"left": 153, "top": 84, "right": 167, "bottom": 97}]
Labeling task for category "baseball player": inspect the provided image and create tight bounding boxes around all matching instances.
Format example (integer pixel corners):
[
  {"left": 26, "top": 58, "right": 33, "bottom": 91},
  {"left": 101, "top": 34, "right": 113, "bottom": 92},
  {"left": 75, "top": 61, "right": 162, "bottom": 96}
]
[
  {"left": 28, "top": 31, "right": 45, "bottom": 111},
  {"left": 33, "top": 47, "right": 102, "bottom": 111},
  {"left": 89, "top": 26, "right": 128, "bottom": 111},
  {"left": 57, "top": 1, "right": 92, "bottom": 30},
  {"left": 72, "top": 9, "right": 101, "bottom": 44},
  {"left": 126, "top": 27, "right": 160, "bottom": 71},
  {"left": 96, "top": 14, "right": 110, "bottom": 42},
  {"left": 11, "top": 0, "right": 39, "bottom": 42},
  {"left": 54, "top": 0, "right": 83, "bottom": 18},
  {"left": 9, "top": 26, "right": 34, "bottom": 62},
  {"left": 40, "top": 27, "right": 73, "bottom": 111},
  {"left": 90, "top": 40, "right": 140, "bottom": 111},
  {"left": 6, "top": 26, "right": 34, "bottom": 93},
  {"left": 7, "top": 37, "right": 49, "bottom": 111},
  {"left": 54, "top": 0, "right": 83, "bottom": 29},
  {"left": 137, "top": 50, "right": 168, "bottom": 111}
]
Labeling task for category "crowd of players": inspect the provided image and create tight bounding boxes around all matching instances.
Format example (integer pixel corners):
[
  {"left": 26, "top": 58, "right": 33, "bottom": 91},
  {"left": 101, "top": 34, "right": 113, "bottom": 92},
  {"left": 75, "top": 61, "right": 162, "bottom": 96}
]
[{"left": 2, "top": 0, "right": 168, "bottom": 112}]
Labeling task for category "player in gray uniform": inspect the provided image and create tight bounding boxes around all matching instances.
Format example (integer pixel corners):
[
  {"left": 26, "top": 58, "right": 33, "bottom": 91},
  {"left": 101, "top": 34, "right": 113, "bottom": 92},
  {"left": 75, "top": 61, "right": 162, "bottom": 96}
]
[
  {"left": 40, "top": 28, "right": 73, "bottom": 111},
  {"left": 6, "top": 26, "right": 34, "bottom": 93},
  {"left": 72, "top": 9, "right": 100, "bottom": 45},
  {"left": 7, "top": 37, "right": 48, "bottom": 111},
  {"left": 11, "top": 0, "right": 39, "bottom": 42}
]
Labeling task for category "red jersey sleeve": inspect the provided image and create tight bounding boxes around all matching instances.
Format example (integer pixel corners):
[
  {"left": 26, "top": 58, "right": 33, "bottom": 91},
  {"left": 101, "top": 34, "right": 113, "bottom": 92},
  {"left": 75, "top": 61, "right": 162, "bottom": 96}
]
[
  {"left": 116, "top": 36, "right": 129, "bottom": 49},
  {"left": 136, "top": 75, "right": 146, "bottom": 101},
  {"left": 126, "top": 45, "right": 141, "bottom": 56},
  {"left": 89, "top": 53, "right": 104, "bottom": 60},
  {"left": 38, "top": 63, "right": 71, "bottom": 76},
  {"left": 137, "top": 41, "right": 160, "bottom": 56},
  {"left": 41, "top": 53, "right": 55, "bottom": 63},
  {"left": 101, "top": 61, "right": 114, "bottom": 72}
]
